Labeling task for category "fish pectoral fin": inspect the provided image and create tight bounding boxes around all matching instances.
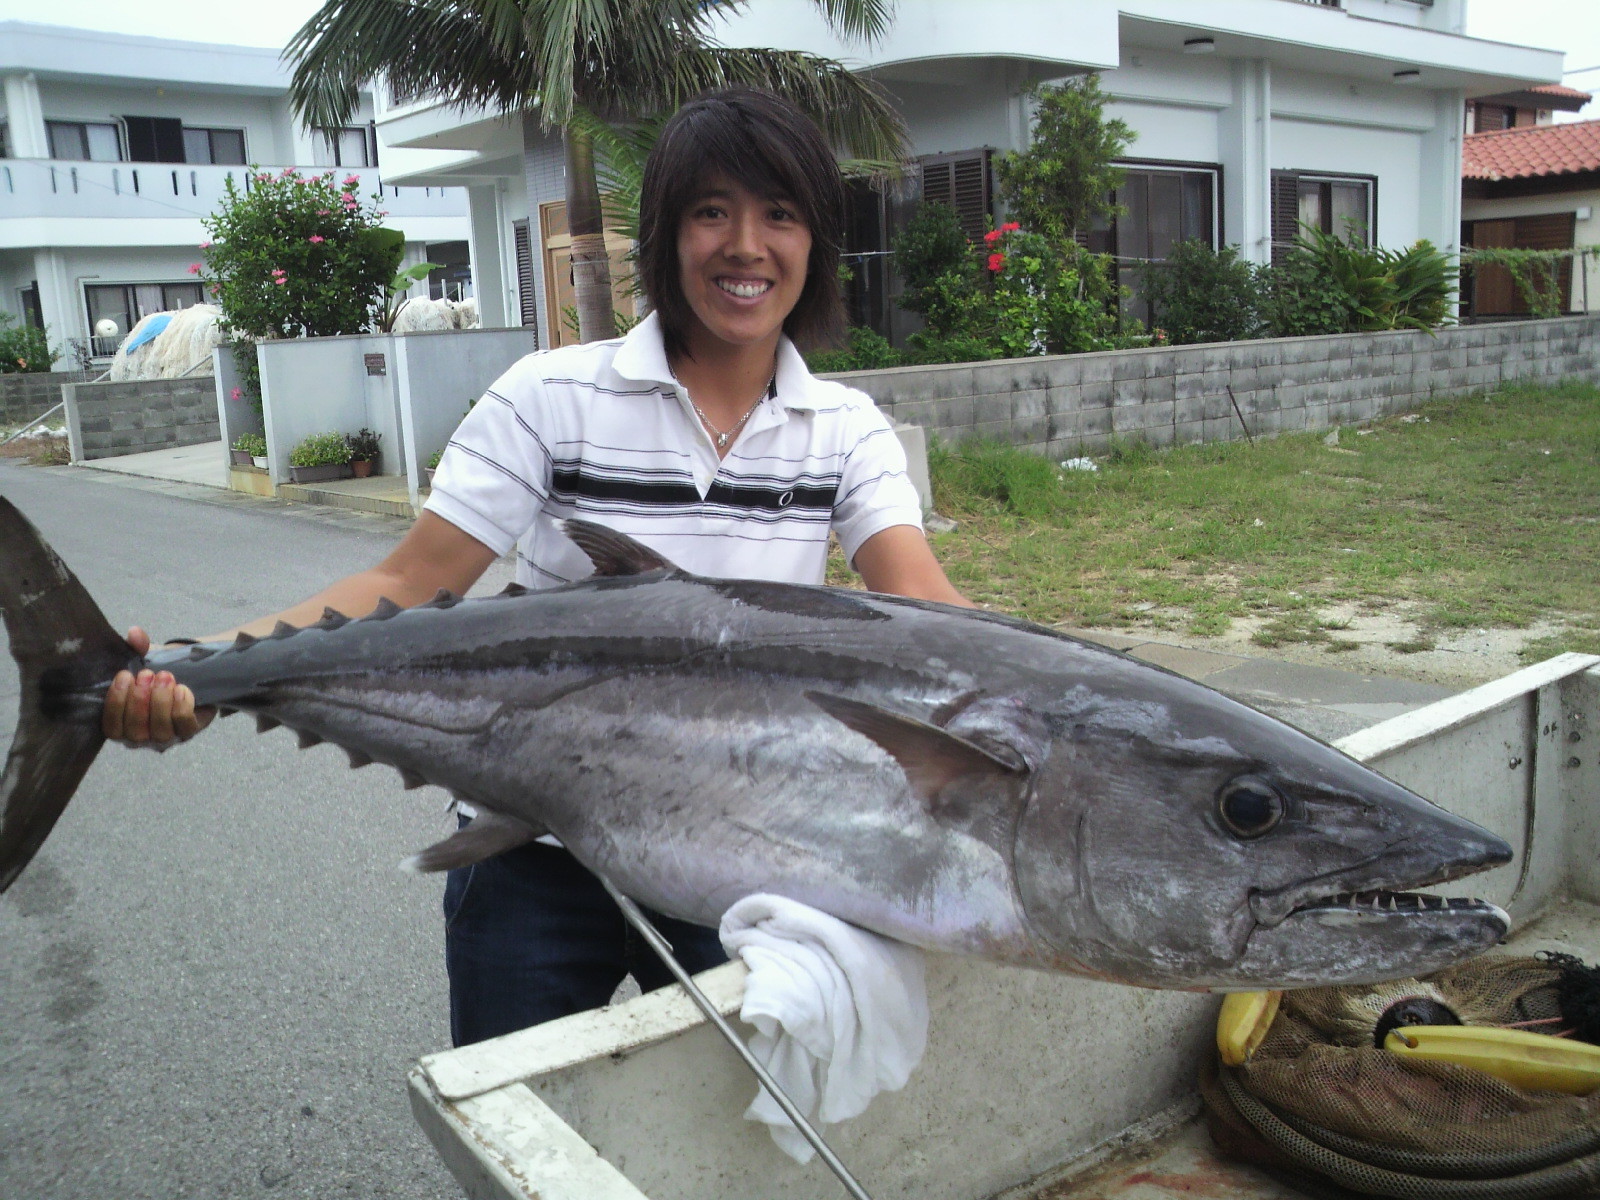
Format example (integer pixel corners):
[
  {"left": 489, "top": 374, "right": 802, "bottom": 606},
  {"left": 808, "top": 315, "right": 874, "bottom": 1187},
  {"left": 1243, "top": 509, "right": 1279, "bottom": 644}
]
[
  {"left": 562, "top": 519, "right": 678, "bottom": 576},
  {"left": 400, "top": 810, "right": 545, "bottom": 873},
  {"left": 806, "top": 691, "right": 1028, "bottom": 815}
]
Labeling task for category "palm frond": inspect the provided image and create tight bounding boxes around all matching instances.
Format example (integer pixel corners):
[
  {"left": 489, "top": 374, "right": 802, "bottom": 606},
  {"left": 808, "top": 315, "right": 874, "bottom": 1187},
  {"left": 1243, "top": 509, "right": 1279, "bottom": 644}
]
[{"left": 285, "top": 0, "right": 534, "bottom": 128}]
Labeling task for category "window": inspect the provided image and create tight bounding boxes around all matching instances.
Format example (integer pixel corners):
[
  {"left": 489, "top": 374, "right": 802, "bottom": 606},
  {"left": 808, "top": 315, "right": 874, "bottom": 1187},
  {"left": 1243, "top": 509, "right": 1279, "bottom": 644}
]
[
  {"left": 1086, "top": 162, "right": 1220, "bottom": 324},
  {"left": 1271, "top": 171, "right": 1375, "bottom": 258},
  {"left": 83, "top": 282, "right": 204, "bottom": 357},
  {"left": 314, "top": 126, "right": 375, "bottom": 168},
  {"left": 918, "top": 150, "right": 994, "bottom": 242},
  {"left": 47, "top": 120, "right": 122, "bottom": 162},
  {"left": 182, "top": 126, "right": 246, "bottom": 165}
]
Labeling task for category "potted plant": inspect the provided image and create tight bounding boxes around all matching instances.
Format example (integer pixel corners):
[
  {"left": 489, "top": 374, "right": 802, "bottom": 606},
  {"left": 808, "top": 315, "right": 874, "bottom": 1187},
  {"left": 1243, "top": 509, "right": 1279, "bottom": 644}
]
[
  {"left": 346, "top": 427, "right": 382, "bottom": 478},
  {"left": 288, "top": 431, "right": 353, "bottom": 484},
  {"left": 424, "top": 448, "right": 443, "bottom": 488},
  {"left": 231, "top": 432, "right": 266, "bottom": 467}
]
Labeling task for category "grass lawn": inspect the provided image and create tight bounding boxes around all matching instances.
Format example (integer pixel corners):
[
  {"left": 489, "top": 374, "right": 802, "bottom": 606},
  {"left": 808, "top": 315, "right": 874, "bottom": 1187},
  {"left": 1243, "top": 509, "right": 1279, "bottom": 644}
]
[{"left": 833, "top": 380, "right": 1600, "bottom": 663}]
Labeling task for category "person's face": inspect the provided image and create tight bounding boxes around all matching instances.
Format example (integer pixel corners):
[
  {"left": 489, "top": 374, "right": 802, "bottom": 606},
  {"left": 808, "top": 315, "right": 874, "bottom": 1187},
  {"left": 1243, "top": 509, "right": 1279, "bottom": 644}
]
[{"left": 675, "top": 174, "right": 812, "bottom": 359}]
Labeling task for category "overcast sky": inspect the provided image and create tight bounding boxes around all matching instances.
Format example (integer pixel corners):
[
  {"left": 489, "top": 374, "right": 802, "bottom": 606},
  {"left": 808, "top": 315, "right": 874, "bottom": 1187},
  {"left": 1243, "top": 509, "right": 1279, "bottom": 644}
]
[{"left": 1, "top": 0, "right": 1597, "bottom": 113}]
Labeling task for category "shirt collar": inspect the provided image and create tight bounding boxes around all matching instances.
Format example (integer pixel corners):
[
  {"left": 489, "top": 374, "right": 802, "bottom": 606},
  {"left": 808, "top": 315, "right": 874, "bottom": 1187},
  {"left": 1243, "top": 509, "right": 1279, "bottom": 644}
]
[{"left": 610, "top": 310, "right": 826, "bottom": 412}]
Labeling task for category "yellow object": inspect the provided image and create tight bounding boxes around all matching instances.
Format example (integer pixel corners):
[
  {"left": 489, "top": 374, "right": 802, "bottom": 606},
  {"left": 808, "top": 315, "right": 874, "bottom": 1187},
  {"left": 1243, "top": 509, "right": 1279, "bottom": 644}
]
[
  {"left": 1218, "top": 991, "right": 1283, "bottom": 1066},
  {"left": 1385, "top": 1025, "right": 1600, "bottom": 1095}
]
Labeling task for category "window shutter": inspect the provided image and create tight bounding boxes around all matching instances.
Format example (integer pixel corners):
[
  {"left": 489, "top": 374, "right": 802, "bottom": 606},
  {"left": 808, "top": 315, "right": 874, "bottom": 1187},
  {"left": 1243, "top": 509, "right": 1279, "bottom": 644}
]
[
  {"left": 919, "top": 150, "right": 993, "bottom": 241},
  {"left": 1270, "top": 171, "right": 1302, "bottom": 263},
  {"left": 124, "top": 116, "right": 185, "bottom": 163},
  {"left": 513, "top": 219, "right": 540, "bottom": 342},
  {"left": 1516, "top": 212, "right": 1578, "bottom": 312}
]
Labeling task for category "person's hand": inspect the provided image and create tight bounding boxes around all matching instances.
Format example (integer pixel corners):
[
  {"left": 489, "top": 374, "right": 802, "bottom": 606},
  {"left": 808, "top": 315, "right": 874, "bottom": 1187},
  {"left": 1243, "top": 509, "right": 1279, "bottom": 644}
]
[{"left": 102, "top": 627, "right": 215, "bottom": 747}]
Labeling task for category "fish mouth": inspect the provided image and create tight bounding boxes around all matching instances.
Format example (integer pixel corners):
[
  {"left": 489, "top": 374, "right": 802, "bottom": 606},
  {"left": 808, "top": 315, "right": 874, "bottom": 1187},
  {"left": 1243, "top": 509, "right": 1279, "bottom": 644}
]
[
  {"left": 1270, "top": 888, "right": 1506, "bottom": 925},
  {"left": 1247, "top": 841, "right": 1512, "bottom": 930}
]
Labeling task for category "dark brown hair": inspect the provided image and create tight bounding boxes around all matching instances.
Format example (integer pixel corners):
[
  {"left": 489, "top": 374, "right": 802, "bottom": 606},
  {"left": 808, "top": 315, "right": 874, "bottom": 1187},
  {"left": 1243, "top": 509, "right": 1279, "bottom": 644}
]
[{"left": 637, "top": 87, "right": 846, "bottom": 358}]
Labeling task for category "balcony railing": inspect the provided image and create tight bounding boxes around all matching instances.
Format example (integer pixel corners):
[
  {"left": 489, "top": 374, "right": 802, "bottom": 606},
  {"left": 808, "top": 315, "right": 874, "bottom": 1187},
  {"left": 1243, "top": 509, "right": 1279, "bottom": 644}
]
[{"left": 0, "top": 160, "right": 466, "bottom": 226}]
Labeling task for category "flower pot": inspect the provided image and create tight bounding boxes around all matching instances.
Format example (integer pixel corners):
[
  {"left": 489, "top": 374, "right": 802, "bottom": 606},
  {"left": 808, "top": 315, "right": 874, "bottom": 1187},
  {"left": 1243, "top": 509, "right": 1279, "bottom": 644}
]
[
  {"left": 251, "top": 455, "right": 269, "bottom": 469},
  {"left": 289, "top": 463, "right": 352, "bottom": 484},
  {"left": 230, "top": 449, "right": 253, "bottom": 466},
  {"left": 424, "top": 467, "right": 436, "bottom": 488},
  {"left": 351, "top": 459, "right": 373, "bottom": 479}
]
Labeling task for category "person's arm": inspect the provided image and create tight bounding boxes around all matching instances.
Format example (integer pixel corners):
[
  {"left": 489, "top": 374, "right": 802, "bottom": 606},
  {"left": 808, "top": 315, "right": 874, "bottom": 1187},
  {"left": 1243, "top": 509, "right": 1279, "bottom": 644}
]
[
  {"left": 853, "top": 524, "right": 973, "bottom": 607},
  {"left": 104, "top": 513, "right": 499, "bottom": 744}
]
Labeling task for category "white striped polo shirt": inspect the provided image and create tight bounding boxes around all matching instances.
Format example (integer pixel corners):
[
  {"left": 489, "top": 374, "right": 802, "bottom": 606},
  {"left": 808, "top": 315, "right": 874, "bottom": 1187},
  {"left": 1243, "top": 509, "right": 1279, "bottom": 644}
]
[{"left": 424, "top": 312, "right": 923, "bottom": 586}]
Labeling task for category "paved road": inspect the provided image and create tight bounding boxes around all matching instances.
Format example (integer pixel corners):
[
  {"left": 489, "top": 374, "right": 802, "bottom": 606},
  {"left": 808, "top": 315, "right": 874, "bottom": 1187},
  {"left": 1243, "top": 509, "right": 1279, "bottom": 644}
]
[{"left": 0, "top": 461, "right": 515, "bottom": 1198}]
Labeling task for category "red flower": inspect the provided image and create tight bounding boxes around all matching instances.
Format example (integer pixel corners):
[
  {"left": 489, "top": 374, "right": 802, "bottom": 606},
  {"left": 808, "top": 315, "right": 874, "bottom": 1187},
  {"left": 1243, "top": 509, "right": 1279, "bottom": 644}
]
[
  {"left": 1001, "top": 221, "right": 1021, "bottom": 233},
  {"left": 983, "top": 228, "right": 1002, "bottom": 245},
  {"left": 987, "top": 252, "right": 1005, "bottom": 273}
]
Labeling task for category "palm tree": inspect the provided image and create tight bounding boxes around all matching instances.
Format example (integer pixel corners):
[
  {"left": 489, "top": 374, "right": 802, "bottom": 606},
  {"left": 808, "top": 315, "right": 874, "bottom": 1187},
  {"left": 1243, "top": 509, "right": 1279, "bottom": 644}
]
[{"left": 286, "top": 0, "right": 907, "bottom": 343}]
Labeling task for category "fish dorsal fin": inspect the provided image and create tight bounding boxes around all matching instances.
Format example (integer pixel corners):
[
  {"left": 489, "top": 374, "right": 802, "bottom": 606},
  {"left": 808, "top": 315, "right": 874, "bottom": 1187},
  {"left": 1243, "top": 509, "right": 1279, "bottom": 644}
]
[
  {"left": 562, "top": 518, "right": 677, "bottom": 577},
  {"left": 806, "top": 691, "right": 1028, "bottom": 812}
]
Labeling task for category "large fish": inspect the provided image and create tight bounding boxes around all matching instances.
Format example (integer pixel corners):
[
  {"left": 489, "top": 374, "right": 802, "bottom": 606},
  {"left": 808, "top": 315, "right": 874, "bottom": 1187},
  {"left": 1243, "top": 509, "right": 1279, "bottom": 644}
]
[{"left": 0, "top": 496, "right": 1510, "bottom": 989}]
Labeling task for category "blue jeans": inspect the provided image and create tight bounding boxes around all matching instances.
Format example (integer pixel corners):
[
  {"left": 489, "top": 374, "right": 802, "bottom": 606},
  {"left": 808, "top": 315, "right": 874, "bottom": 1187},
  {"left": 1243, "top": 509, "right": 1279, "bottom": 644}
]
[{"left": 443, "top": 833, "right": 728, "bottom": 1046}]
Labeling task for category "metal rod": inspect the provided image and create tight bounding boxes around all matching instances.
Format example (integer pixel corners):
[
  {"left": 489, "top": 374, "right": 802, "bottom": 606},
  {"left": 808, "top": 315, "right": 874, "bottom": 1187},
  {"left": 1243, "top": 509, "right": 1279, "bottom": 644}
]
[
  {"left": 0, "top": 402, "right": 63, "bottom": 449},
  {"left": 597, "top": 875, "right": 874, "bottom": 1200},
  {"left": 1226, "top": 385, "right": 1255, "bottom": 444}
]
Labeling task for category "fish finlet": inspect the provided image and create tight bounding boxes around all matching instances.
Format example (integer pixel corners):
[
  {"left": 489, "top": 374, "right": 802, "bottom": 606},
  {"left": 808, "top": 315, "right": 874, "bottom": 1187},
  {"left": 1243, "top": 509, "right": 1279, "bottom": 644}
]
[
  {"left": 429, "top": 588, "right": 462, "bottom": 608},
  {"left": 366, "top": 597, "right": 403, "bottom": 621},
  {"left": 317, "top": 607, "right": 349, "bottom": 630},
  {"left": 398, "top": 768, "right": 427, "bottom": 790},
  {"left": 345, "top": 748, "right": 373, "bottom": 769},
  {"left": 255, "top": 714, "right": 281, "bottom": 734},
  {"left": 499, "top": 582, "right": 530, "bottom": 598},
  {"left": 270, "top": 620, "right": 297, "bottom": 640},
  {"left": 187, "top": 645, "right": 215, "bottom": 662},
  {"left": 232, "top": 631, "right": 258, "bottom": 651},
  {"left": 296, "top": 729, "right": 324, "bottom": 750}
]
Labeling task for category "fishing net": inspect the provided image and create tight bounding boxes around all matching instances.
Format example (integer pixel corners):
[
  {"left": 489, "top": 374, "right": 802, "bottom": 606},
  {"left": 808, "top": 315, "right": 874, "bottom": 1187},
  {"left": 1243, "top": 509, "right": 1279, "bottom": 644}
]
[{"left": 1202, "top": 955, "right": 1600, "bottom": 1198}]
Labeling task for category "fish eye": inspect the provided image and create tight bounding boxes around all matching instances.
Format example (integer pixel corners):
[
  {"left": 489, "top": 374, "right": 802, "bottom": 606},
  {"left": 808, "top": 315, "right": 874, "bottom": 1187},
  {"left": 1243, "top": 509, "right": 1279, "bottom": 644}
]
[{"left": 1217, "top": 775, "right": 1284, "bottom": 840}]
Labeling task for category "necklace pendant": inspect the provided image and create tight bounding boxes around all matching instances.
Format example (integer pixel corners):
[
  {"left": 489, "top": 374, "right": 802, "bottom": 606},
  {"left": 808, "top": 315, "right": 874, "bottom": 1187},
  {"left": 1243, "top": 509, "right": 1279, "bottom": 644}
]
[{"left": 716, "top": 432, "right": 730, "bottom": 448}]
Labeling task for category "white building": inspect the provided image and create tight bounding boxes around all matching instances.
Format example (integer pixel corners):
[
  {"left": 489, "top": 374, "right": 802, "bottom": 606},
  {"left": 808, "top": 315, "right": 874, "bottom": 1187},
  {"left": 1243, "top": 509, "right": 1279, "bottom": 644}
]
[
  {"left": 373, "top": 0, "right": 1561, "bottom": 348},
  {"left": 0, "top": 22, "right": 470, "bottom": 371}
]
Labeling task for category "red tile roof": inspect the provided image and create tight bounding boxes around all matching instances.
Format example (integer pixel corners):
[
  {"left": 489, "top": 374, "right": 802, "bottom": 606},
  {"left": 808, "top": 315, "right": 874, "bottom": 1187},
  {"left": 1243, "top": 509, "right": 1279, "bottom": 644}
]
[
  {"left": 1464, "top": 118, "right": 1600, "bottom": 181},
  {"left": 1529, "top": 84, "right": 1594, "bottom": 102}
]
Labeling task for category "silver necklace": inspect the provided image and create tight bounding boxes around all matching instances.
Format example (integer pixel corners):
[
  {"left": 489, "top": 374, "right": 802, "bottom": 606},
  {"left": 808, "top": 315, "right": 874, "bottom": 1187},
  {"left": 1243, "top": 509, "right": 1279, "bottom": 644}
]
[{"left": 685, "top": 373, "right": 776, "bottom": 449}]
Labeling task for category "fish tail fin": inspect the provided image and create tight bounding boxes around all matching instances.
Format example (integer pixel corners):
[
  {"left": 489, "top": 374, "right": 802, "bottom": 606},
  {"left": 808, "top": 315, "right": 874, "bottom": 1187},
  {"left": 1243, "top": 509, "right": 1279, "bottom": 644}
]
[{"left": 0, "top": 497, "right": 133, "bottom": 893}]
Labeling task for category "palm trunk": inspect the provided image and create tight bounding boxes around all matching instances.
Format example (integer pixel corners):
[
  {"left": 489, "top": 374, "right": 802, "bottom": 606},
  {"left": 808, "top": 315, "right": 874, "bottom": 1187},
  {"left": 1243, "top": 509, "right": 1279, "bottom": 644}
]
[{"left": 564, "top": 124, "right": 618, "bottom": 344}]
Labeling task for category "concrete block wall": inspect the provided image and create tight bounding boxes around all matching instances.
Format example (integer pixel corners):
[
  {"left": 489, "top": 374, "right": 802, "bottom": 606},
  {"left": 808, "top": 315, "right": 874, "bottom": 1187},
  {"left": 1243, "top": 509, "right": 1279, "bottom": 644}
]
[
  {"left": 62, "top": 377, "right": 222, "bottom": 461},
  {"left": 0, "top": 369, "right": 97, "bottom": 428},
  {"left": 830, "top": 316, "right": 1600, "bottom": 460}
]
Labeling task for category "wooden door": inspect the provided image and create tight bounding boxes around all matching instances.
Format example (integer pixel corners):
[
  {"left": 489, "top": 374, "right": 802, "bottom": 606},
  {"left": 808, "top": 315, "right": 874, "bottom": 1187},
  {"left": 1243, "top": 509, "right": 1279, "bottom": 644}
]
[
  {"left": 1470, "top": 219, "right": 1518, "bottom": 316},
  {"left": 538, "top": 200, "right": 639, "bottom": 348}
]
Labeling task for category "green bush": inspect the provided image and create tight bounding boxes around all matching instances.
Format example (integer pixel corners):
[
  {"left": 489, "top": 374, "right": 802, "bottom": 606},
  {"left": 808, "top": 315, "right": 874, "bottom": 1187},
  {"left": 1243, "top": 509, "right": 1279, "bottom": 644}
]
[
  {"left": 0, "top": 312, "right": 59, "bottom": 374},
  {"left": 200, "top": 168, "right": 404, "bottom": 342},
  {"left": 232, "top": 432, "right": 267, "bottom": 456},
  {"left": 983, "top": 228, "right": 1120, "bottom": 356},
  {"left": 1263, "top": 230, "right": 1456, "bottom": 336},
  {"left": 994, "top": 75, "right": 1133, "bottom": 240},
  {"left": 805, "top": 326, "right": 905, "bottom": 373},
  {"left": 1259, "top": 248, "right": 1354, "bottom": 338},
  {"left": 289, "top": 431, "right": 353, "bottom": 467},
  {"left": 1143, "top": 240, "right": 1266, "bottom": 344}
]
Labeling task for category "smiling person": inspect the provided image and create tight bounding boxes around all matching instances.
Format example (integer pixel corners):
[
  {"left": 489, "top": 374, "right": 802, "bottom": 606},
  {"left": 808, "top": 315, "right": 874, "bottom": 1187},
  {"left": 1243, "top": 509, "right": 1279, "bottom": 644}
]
[{"left": 105, "top": 87, "right": 968, "bottom": 1045}]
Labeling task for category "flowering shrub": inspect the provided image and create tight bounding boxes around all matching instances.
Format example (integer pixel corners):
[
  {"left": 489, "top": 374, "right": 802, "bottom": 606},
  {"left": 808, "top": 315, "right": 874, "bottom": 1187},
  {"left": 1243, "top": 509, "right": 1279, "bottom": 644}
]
[
  {"left": 0, "top": 312, "right": 59, "bottom": 375},
  {"left": 982, "top": 226, "right": 1120, "bottom": 357},
  {"left": 199, "top": 168, "right": 404, "bottom": 342}
]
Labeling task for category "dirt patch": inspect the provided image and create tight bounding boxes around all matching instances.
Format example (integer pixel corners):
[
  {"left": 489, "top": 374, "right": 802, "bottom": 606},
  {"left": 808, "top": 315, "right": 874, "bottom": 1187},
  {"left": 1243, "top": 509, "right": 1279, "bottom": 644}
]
[{"left": 1132, "top": 601, "right": 1579, "bottom": 688}]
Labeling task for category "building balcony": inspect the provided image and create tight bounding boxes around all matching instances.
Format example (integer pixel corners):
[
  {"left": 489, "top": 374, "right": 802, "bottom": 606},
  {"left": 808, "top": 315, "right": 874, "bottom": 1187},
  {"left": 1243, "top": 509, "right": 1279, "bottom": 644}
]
[{"left": 0, "top": 160, "right": 467, "bottom": 249}]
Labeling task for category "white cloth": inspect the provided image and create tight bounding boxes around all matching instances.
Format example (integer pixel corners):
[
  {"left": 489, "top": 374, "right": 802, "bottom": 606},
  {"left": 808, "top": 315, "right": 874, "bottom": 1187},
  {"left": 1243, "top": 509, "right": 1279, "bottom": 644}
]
[{"left": 719, "top": 894, "right": 928, "bottom": 1163}]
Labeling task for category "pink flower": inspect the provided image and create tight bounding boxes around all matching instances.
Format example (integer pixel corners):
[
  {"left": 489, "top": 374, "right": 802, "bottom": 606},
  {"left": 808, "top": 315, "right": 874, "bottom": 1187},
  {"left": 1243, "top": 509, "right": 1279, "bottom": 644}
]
[
  {"left": 308, "top": 235, "right": 326, "bottom": 244},
  {"left": 343, "top": 199, "right": 359, "bottom": 211},
  {"left": 209, "top": 284, "right": 220, "bottom": 294},
  {"left": 230, "top": 387, "right": 243, "bottom": 401},
  {"left": 316, "top": 209, "right": 331, "bottom": 216},
  {"left": 339, "top": 191, "right": 356, "bottom": 203},
  {"left": 376, "top": 210, "right": 388, "bottom": 217},
  {"left": 187, "top": 263, "right": 202, "bottom": 274},
  {"left": 280, "top": 167, "right": 299, "bottom": 177},
  {"left": 987, "top": 252, "right": 1005, "bottom": 273},
  {"left": 343, "top": 174, "right": 361, "bottom": 187},
  {"left": 256, "top": 173, "right": 273, "bottom": 182},
  {"left": 199, "top": 240, "right": 212, "bottom": 249},
  {"left": 273, "top": 277, "right": 288, "bottom": 286}
]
